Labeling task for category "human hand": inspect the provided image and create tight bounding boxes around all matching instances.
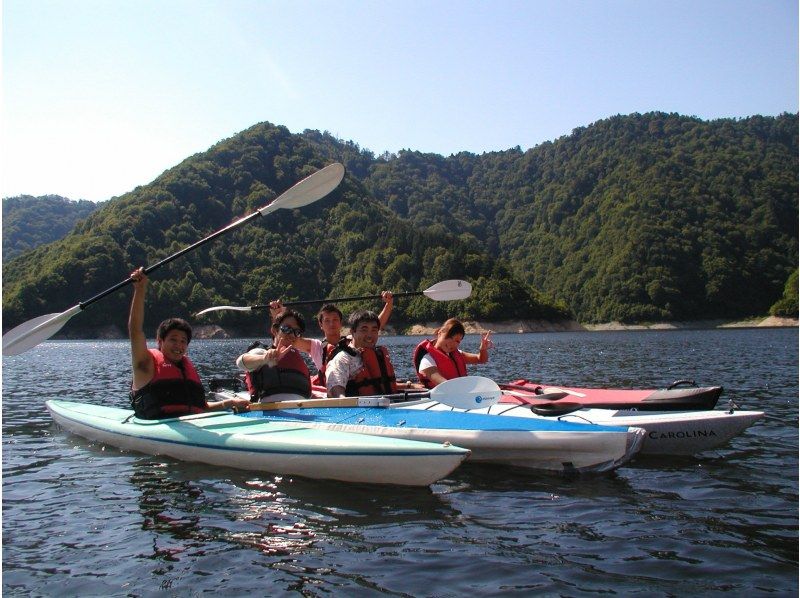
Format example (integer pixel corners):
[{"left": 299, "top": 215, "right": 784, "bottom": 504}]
[
  {"left": 265, "top": 344, "right": 291, "bottom": 365},
  {"left": 381, "top": 291, "right": 393, "bottom": 306},
  {"left": 480, "top": 331, "right": 494, "bottom": 351},
  {"left": 269, "top": 300, "right": 284, "bottom": 319},
  {"left": 130, "top": 267, "right": 148, "bottom": 290}
]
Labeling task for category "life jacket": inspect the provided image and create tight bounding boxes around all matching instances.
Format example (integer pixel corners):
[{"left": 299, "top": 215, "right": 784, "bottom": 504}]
[
  {"left": 412, "top": 339, "right": 467, "bottom": 389},
  {"left": 344, "top": 346, "right": 398, "bottom": 396},
  {"left": 245, "top": 341, "right": 311, "bottom": 401},
  {"left": 130, "top": 349, "right": 207, "bottom": 419},
  {"left": 311, "top": 337, "right": 350, "bottom": 386}
]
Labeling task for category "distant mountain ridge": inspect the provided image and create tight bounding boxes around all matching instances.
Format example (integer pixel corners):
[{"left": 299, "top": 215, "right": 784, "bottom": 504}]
[
  {"left": 2, "top": 195, "right": 101, "bottom": 261},
  {"left": 3, "top": 111, "right": 797, "bottom": 335}
]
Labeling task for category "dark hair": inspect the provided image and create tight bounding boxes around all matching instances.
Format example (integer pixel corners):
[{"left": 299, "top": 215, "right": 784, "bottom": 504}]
[
  {"left": 271, "top": 309, "right": 306, "bottom": 333},
  {"left": 348, "top": 310, "right": 380, "bottom": 332},
  {"left": 317, "top": 303, "right": 343, "bottom": 324},
  {"left": 156, "top": 318, "right": 193, "bottom": 343},
  {"left": 437, "top": 318, "right": 466, "bottom": 338}
]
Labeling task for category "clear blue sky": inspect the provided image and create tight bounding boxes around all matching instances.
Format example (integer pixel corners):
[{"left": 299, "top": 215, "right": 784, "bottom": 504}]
[{"left": 3, "top": 0, "right": 797, "bottom": 202}]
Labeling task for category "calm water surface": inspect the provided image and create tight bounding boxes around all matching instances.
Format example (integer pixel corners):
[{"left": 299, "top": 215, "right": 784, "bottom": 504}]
[{"left": 3, "top": 328, "right": 797, "bottom": 596}]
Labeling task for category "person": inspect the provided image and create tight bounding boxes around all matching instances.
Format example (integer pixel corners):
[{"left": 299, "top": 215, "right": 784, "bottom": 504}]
[
  {"left": 412, "top": 318, "right": 494, "bottom": 389},
  {"left": 326, "top": 310, "right": 424, "bottom": 398},
  {"left": 236, "top": 308, "right": 313, "bottom": 402},
  {"left": 128, "top": 267, "right": 249, "bottom": 419},
  {"left": 269, "top": 292, "right": 394, "bottom": 385}
]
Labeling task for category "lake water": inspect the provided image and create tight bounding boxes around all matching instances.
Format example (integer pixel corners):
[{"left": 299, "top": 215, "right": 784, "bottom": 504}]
[{"left": 2, "top": 328, "right": 797, "bottom": 596}]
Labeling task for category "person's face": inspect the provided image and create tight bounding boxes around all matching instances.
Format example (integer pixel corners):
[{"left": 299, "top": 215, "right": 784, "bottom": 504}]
[
  {"left": 318, "top": 311, "right": 342, "bottom": 337},
  {"left": 436, "top": 331, "right": 463, "bottom": 354},
  {"left": 158, "top": 330, "right": 189, "bottom": 363},
  {"left": 352, "top": 320, "right": 380, "bottom": 349},
  {"left": 274, "top": 317, "right": 302, "bottom": 348}
]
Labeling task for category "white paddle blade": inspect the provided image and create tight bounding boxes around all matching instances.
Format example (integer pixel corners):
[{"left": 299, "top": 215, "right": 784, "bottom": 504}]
[
  {"left": 194, "top": 305, "right": 255, "bottom": 317},
  {"left": 2, "top": 306, "right": 81, "bottom": 356},
  {"left": 422, "top": 279, "right": 472, "bottom": 302},
  {"left": 258, "top": 163, "right": 345, "bottom": 216},
  {"left": 430, "top": 375, "right": 502, "bottom": 409}
]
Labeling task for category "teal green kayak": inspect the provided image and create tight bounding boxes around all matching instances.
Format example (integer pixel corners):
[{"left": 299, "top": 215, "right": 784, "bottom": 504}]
[{"left": 46, "top": 400, "right": 470, "bottom": 486}]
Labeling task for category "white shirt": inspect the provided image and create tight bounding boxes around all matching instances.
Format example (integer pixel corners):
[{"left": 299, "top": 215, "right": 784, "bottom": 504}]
[
  {"left": 417, "top": 354, "right": 436, "bottom": 372},
  {"left": 325, "top": 349, "right": 364, "bottom": 394},
  {"left": 308, "top": 338, "right": 324, "bottom": 370}
]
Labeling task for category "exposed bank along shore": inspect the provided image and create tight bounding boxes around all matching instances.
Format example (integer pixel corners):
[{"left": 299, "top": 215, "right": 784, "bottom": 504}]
[{"left": 186, "top": 316, "right": 798, "bottom": 339}]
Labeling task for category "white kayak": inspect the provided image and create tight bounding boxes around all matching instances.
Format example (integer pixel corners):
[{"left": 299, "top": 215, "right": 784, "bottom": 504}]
[
  {"left": 46, "top": 400, "right": 470, "bottom": 487},
  {"left": 392, "top": 400, "right": 765, "bottom": 456},
  {"left": 215, "top": 391, "right": 647, "bottom": 474}
]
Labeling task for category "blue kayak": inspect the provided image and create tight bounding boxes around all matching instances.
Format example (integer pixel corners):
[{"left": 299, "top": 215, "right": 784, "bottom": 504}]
[{"left": 240, "top": 405, "right": 645, "bottom": 474}]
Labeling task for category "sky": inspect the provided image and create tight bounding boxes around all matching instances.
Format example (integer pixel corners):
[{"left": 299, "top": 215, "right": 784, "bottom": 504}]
[{"left": 2, "top": 0, "right": 797, "bottom": 202}]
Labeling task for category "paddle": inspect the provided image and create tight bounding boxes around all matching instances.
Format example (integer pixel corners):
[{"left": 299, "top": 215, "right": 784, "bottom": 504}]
[
  {"left": 193, "top": 279, "right": 472, "bottom": 316},
  {"left": 500, "top": 382, "right": 586, "bottom": 398},
  {"left": 429, "top": 376, "right": 502, "bottom": 409},
  {"left": 211, "top": 377, "right": 502, "bottom": 411},
  {"left": 2, "top": 163, "right": 346, "bottom": 356}
]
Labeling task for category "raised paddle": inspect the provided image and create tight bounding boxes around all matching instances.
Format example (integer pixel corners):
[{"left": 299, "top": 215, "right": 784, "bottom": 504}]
[
  {"left": 211, "top": 377, "right": 502, "bottom": 411},
  {"left": 193, "top": 279, "right": 472, "bottom": 316},
  {"left": 2, "top": 163, "right": 346, "bottom": 356}
]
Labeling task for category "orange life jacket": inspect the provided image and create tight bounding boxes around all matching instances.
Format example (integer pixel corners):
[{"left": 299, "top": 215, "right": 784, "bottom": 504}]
[
  {"left": 130, "top": 349, "right": 207, "bottom": 419},
  {"left": 344, "top": 346, "right": 398, "bottom": 396},
  {"left": 412, "top": 339, "right": 467, "bottom": 389}
]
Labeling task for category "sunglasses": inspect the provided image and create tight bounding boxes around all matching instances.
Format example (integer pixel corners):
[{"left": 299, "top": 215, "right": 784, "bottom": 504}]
[{"left": 278, "top": 324, "right": 303, "bottom": 338}]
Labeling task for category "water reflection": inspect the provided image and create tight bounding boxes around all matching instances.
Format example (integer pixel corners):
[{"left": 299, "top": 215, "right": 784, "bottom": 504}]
[{"left": 126, "top": 458, "right": 462, "bottom": 561}]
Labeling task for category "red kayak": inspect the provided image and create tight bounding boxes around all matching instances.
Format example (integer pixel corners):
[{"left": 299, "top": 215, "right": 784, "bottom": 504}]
[{"left": 500, "top": 379, "right": 723, "bottom": 411}]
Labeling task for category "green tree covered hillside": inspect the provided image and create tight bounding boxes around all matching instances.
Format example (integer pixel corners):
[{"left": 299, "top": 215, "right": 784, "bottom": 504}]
[
  {"left": 2, "top": 124, "right": 564, "bottom": 336},
  {"left": 3, "top": 195, "right": 100, "bottom": 261},
  {"left": 362, "top": 112, "right": 798, "bottom": 322},
  {"left": 3, "top": 112, "right": 797, "bottom": 336}
]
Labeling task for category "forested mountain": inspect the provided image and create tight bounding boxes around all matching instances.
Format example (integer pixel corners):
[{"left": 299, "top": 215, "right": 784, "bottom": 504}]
[
  {"left": 2, "top": 125, "right": 566, "bottom": 336},
  {"left": 3, "top": 112, "right": 797, "bottom": 337},
  {"left": 2, "top": 195, "right": 100, "bottom": 261},
  {"left": 357, "top": 112, "right": 798, "bottom": 322}
]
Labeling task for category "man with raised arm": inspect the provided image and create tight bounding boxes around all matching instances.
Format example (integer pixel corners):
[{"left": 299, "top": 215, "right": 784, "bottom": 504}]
[{"left": 128, "top": 267, "right": 249, "bottom": 419}]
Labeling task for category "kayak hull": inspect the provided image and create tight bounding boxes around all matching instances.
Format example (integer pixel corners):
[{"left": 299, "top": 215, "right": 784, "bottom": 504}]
[
  {"left": 501, "top": 380, "right": 723, "bottom": 411},
  {"left": 46, "top": 400, "right": 469, "bottom": 487},
  {"left": 397, "top": 401, "right": 764, "bottom": 456},
  {"left": 232, "top": 398, "right": 646, "bottom": 474}
]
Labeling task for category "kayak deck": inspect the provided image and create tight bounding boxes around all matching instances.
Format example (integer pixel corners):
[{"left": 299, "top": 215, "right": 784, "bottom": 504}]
[
  {"left": 46, "top": 400, "right": 469, "bottom": 486},
  {"left": 241, "top": 406, "right": 645, "bottom": 474}
]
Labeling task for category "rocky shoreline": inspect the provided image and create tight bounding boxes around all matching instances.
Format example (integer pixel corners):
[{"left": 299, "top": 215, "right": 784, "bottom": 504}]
[
  {"left": 58, "top": 317, "right": 798, "bottom": 340},
  {"left": 193, "top": 316, "right": 796, "bottom": 339}
]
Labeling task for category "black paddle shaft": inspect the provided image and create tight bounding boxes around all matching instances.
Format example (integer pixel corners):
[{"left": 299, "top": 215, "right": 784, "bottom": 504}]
[
  {"left": 78, "top": 211, "right": 262, "bottom": 310},
  {"left": 248, "top": 290, "right": 427, "bottom": 310}
]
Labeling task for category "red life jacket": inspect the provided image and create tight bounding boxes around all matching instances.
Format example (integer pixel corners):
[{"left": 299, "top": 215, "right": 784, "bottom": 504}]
[
  {"left": 130, "top": 349, "right": 207, "bottom": 419},
  {"left": 245, "top": 343, "right": 311, "bottom": 401},
  {"left": 412, "top": 339, "right": 467, "bottom": 389},
  {"left": 311, "top": 337, "right": 350, "bottom": 386},
  {"left": 344, "top": 346, "right": 398, "bottom": 396}
]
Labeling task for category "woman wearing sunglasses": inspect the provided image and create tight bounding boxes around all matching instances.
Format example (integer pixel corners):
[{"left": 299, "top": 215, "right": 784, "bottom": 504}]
[{"left": 235, "top": 308, "right": 312, "bottom": 402}]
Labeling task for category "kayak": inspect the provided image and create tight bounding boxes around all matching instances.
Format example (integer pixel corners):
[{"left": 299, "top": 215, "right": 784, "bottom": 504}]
[
  {"left": 500, "top": 379, "right": 723, "bottom": 411},
  {"left": 45, "top": 400, "right": 470, "bottom": 487},
  {"left": 392, "top": 401, "right": 764, "bottom": 456},
  {"left": 223, "top": 393, "right": 646, "bottom": 474}
]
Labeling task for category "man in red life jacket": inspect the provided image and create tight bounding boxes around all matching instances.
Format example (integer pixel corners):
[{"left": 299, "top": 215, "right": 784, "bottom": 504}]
[
  {"left": 413, "top": 318, "right": 494, "bottom": 389},
  {"left": 326, "top": 310, "right": 424, "bottom": 398},
  {"left": 129, "top": 267, "right": 249, "bottom": 419},
  {"left": 236, "top": 308, "right": 313, "bottom": 402},
  {"left": 268, "top": 292, "right": 394, "bottom": 386}
]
